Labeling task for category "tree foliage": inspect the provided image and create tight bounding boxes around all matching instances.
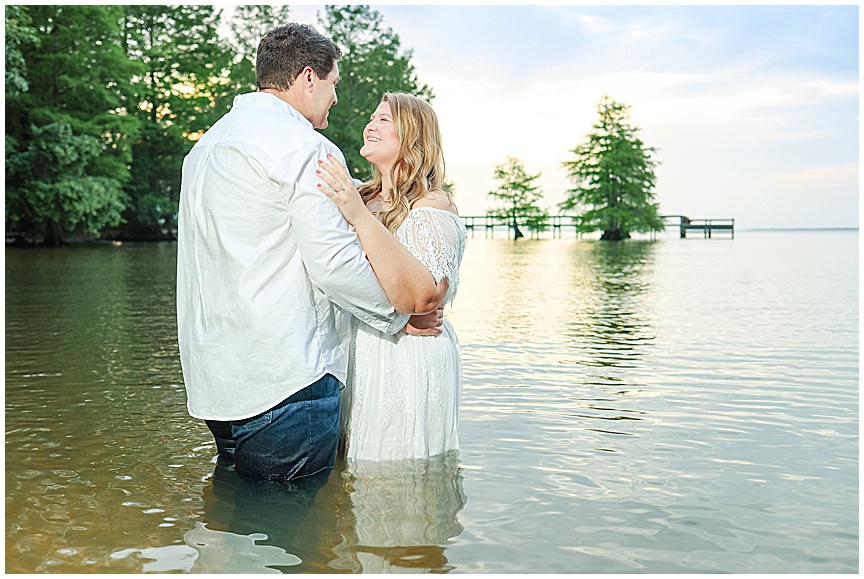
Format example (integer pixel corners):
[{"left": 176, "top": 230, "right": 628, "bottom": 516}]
[
  {"left": 7, "top": 122, "right": 127, "bottom": 246},
  {"left": 317, "top": 5, "right": 433, "bottom": 179},
  {"left": 120, "top": 5, "right": 233, "bottom": 239},
  {"left": 5, "top": 5, "right": 141, "bottom": 246},
  {"left": 4, "top": 5, "right": 434, "bottom": 244},
  {"left": 487, "top": 157, "right": 549, "bottom": 239},
  {"left": 5, "top": 5, "right": 38, "bottom": 96},
  {"left": 559, "top": 95, "right": 663, "bottom": 241}
]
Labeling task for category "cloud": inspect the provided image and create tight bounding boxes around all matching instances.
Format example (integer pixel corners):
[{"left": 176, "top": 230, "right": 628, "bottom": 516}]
[
  {"left": 291, "top": 4, "right": 858, "bottom": 227},
  {"left": 572, "top": 14, "right": 616, "bottom": 35},
  {"left": 780, "top": 163, "right": 858, "bottom": 186}
]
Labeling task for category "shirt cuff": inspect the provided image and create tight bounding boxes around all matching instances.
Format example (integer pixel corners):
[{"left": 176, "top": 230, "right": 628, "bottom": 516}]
[{"left": 384, "top": 312, "right": 411, "bottom": 335}]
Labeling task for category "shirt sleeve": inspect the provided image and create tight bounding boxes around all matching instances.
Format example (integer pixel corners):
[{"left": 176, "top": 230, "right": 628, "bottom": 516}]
[
  {"left": 400, "top": 208, "right": 466, "bottom": 304},
  {"left": 275, "top": 140, "right": 409, "bottom": 334}
]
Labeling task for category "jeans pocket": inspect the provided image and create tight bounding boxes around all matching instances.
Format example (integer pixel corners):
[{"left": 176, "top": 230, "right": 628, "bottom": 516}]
[{"left": 235, "top": 410, "right": 273, "bottom": 433}]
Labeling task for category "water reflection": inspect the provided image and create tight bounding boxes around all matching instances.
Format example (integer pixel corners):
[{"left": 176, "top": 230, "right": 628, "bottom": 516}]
[
  {"left": 340, "top": 452, "right": 466, "bottom": 573},
  {"left": 6, "top": 235, "right": 858, "bottom": 573},
  {"left": 550, "top": 241, "right": 658, "bottom": 445},
  {"left": 566, "top": 241, "right": 657, "bottom": 389},
  {"left": 193, "top": 466, "right": 338, "bottom": 573},
  {"left": 110, "top": 522, "right": 302, "bottom": 573},
  {"left": 5, "top": 244, "right": 197, "bottom": 574},
  {"left": 192, "top": 452, "right": 466, "bottom": 574}
]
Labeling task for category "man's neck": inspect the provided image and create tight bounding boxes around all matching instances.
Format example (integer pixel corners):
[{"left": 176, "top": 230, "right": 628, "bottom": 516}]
[{"left": 260, "top": 88, "right": 307, "bottom": 119}]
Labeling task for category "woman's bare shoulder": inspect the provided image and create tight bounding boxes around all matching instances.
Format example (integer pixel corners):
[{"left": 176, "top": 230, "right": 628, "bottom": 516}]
[{"left": 413, "top": 191, "right": 458, "bottom": 215}]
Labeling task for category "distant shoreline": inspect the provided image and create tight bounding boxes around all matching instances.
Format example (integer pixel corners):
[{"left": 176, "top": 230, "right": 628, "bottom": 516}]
[{"left": 739, "top": 227, "right": 858, "bottom": 232}]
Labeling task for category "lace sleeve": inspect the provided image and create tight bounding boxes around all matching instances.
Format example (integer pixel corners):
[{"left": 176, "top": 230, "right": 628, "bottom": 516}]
[{"left": 398, "top": 208, "right": 467, "bottom": 303}]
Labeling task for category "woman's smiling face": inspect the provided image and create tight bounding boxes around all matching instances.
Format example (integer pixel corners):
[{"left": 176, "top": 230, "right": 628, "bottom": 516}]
[{"left": 360, "top": 101, "right": 401, "bottom": 170}]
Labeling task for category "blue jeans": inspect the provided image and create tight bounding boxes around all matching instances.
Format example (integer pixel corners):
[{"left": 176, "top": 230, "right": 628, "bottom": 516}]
[{"left": 205, "top": 374, "right": 341, "bottom": 481}]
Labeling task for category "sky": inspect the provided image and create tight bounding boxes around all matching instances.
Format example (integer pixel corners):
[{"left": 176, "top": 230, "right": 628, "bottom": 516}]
[{"left": 284, "top": 3, "right": 859, "bottom": 229}]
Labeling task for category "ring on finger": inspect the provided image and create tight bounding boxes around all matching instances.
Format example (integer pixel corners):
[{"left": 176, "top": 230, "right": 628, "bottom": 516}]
[{"left": 336, "top": 185, "right": 345, "bottom": 192}]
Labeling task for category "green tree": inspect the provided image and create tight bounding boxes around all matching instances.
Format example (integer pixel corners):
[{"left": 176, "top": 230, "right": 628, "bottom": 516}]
[
  {"left": 317, "top": 5, "right": 433, "bottom": 179},
  {"left": 5, "top": 5, "right": 141, "bottom": 246},
  {"left": 559, "top": 95, "right": 663, "bottom": 241},
  {"left": 5, "top": 5, "right": 39, "bottom": 231},
  {"left": 5, "top": 5, "right": 38, "bottom": 96},
  {"left": 7, "top": 123, "right": 127, "bottom": 244},
  {"left": 120, "top": 5, "right": 234, "bottom": 239},
  {"left": 487, "top": 156, "right": 549, "bottom": 240}
]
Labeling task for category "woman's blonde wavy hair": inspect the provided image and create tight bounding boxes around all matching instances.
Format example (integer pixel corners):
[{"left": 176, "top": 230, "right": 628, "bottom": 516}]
[{"left": 358, "top": 92, "right": 453, "bottom": 233}]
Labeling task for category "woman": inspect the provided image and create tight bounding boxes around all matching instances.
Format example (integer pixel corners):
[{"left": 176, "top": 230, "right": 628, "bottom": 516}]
[{"left": 316, "top": 92, "right": 467, "bottom": 463}]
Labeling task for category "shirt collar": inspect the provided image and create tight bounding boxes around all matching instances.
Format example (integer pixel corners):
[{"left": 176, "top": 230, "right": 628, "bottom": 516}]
[{"left": 232, "top": 92, "right": 313, "bottom": 130}]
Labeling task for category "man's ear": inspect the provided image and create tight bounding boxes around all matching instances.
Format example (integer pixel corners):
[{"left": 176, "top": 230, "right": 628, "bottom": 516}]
[{"left": 296, "top": 66, "right": 315, "bottom": 92}]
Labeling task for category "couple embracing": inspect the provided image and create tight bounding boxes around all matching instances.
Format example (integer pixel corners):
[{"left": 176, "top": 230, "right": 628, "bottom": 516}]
[{"left": 176, "top": 23, "right": 466, "bottom": 480}]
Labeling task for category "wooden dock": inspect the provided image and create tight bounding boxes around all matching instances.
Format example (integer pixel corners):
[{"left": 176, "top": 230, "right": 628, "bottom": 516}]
[
  {"left": 459, "top": 214, "right": 734, "bottom": 239},
  {"left": 460, "top": 215, "right": 581, "bottom": 238},
  {"left": 663, "top": 215, "right": 735, "bottom": 239}
]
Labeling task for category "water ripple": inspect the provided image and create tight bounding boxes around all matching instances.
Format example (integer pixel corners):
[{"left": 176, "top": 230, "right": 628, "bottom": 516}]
[{"left": 6, "top": 234, "right": 859, "bottom": 573}]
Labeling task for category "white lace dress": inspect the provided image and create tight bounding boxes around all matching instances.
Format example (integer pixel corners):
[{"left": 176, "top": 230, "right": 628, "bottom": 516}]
[{"left": 341, "top": 207, "right": 468, "bottom": 463}]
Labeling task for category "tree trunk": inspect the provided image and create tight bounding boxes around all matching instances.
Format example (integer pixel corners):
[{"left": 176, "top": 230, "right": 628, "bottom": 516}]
[
  {"left": 512, "top": 217, "right": 524, "bottom": 239},
  {"left": 601, "top": 227, "right": 630, "bottom": 241},
  {"left": 164, "top": 188, "right": 177, "bottom": 240},
  {"left": 163, "top": 212, "right": 176, "bottom": 240},
  {"left": 42, "top": 219, "right": 64, "bottom": 248}
]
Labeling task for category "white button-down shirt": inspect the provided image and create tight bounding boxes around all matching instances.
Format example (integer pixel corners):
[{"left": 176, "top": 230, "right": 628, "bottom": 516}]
[{"left": 177, "top": 92, "right": 408, "bottom": 421}]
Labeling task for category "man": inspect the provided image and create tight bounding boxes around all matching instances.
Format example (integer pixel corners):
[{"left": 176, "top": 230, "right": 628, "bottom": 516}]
[{"left": 176, "top": 24, "right": 440, "bottom": 481}]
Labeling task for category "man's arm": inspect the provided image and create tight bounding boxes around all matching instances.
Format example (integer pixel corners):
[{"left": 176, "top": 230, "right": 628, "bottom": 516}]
[
  {"left": 315, "top": 155, "right": 447, "bottom": 315},
  {"left": 278, "top": 144, "right": 409, "bottom": 334}
]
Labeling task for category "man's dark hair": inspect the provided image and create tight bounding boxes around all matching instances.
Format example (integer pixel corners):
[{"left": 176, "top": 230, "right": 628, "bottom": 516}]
[{"left": 256, "top": 23, "right": 342, "bottom": 91}]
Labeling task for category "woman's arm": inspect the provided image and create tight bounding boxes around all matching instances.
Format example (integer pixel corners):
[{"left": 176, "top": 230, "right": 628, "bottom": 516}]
[{"left": 316, "top": 155, "right": 447, "bottom": 315}]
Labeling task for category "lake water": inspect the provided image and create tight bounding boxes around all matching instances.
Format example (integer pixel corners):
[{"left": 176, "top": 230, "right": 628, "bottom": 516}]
[{"left": 5, "top": 230, "right": 858, "bottom": 573}]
